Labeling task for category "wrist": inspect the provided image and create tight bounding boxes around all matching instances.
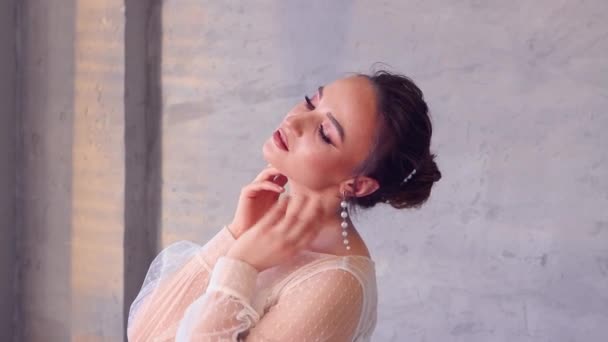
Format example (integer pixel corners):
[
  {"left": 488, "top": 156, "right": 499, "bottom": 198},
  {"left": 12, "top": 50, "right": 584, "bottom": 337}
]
[
  {"left": 226, "top": 222, "right": 241, "bottom": 239},
  {"left": 226, "top": 249, "right": 246, "bottom": 265},
  {"left": 226, "top": 248, "right": 261, "bottom": 272}
]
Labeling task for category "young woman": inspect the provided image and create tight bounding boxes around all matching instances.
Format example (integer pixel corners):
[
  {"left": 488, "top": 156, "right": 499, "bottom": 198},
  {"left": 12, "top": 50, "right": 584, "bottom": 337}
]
[{"left": 127, "top": 69, "right": 442, "bottom": 341}]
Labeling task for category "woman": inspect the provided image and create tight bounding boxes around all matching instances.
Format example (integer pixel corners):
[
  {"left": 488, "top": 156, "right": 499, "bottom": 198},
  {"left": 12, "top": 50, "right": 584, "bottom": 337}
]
[{"left": 127, "top": 69, "right": 442, "bottom": 341}]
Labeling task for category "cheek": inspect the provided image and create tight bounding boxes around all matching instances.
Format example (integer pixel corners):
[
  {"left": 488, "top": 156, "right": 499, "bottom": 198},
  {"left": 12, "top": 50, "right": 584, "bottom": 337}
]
[
  {"left": 293, "top": 144, "right": 346, "bottom": 184},
  {"left": 296, "top": 139, "right": 332, "bottom": 166}
]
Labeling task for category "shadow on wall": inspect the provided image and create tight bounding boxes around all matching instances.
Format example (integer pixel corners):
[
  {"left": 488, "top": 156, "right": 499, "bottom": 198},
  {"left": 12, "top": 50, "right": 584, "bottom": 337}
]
[{"left": 123, "top": 0, "right": 163, "bottom": 339}]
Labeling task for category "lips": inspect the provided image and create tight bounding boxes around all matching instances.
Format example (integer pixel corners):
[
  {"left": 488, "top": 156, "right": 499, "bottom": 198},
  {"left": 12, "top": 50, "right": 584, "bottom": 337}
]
[
  {"left": 273, "top": 128, "right": 289, "bottom": 151},
  {"left": 278, "top": 128, "right": 289, "bottom": 150}
]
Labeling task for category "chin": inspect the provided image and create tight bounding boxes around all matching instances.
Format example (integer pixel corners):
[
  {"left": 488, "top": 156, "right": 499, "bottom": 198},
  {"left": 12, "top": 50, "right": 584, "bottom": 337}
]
[{"left": 262, "top": 139, "right": 284, "bottom": 168}]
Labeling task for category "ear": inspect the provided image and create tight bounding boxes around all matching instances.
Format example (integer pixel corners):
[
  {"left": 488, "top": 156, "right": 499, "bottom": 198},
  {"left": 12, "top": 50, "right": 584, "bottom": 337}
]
[{"left": 340, "top": 176, "right": 380, "bottom": 198}]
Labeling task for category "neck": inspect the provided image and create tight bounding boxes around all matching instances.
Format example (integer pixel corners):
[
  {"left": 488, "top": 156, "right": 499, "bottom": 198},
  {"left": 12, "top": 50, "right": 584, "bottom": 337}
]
[{"left": 285, "top": 182, "right": 354, "bottom": 253}]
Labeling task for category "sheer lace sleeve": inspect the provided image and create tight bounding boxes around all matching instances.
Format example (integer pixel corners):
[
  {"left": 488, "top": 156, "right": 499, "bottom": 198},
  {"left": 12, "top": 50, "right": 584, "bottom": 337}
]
[
  {"left": 175, "top": 256, "right": 365, "bottom": 341},
  {"left": 127, "top": 225, "right": 237, "bottom": 341}
]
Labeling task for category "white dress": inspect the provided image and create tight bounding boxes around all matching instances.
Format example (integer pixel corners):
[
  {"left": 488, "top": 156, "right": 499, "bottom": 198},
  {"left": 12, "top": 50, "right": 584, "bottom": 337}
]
[{"left": 127, "top": 225, "right": 378, "bottom": 341}]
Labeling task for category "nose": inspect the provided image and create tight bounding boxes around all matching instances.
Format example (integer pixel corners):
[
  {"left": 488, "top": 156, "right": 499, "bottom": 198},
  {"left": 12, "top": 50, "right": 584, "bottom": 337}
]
[{"left": 283, "top": 111, "right": 312, "bottom": 137}]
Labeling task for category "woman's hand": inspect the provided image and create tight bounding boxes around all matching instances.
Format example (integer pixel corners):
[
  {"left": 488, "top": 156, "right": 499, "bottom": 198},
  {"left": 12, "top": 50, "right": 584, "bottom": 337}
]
[
  {"left": 226, "top": 194, "right": 324, "bottom": 272},
  {"left": 228, "top": 165, "right": 288, "bottom": 239}
]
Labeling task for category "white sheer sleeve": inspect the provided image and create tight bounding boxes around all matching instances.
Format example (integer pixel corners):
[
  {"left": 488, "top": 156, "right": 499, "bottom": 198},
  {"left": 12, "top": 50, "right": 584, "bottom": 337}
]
[
  {"left": 175, "top": 256, "right": 365, "bottom": 341},
  {"left": 127, "top": 225, "right": 237, "bottom": 342}
]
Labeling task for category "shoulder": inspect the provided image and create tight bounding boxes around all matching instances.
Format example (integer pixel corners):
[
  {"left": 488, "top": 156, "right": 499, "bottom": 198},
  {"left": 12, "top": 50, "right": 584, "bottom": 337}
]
[
  {"left": 252, "top": 264, "right": 369, "bottom": 341},
  {"left": 282, "top": 260, "right": 366, "bottom": 298},
  {"left": 278, "top": 266, "right": 365, "bottom": 314}
]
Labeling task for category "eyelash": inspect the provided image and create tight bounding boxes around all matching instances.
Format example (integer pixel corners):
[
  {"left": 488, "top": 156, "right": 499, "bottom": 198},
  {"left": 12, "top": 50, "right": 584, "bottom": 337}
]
[{"left": 304, "top": 95, "right": 332, "bottom": 145}]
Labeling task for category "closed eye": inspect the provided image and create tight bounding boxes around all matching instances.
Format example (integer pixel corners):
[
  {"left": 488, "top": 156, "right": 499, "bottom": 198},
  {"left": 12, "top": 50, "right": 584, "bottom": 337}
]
[
  {"left": 305, "top": 94, "right": 333, "bottom": 145},
  {"left": 305, "top": 95, "right": 315, "bottom": 110},
  {"left": 318, "top": 125, "right": 332, "bottom": 144}
]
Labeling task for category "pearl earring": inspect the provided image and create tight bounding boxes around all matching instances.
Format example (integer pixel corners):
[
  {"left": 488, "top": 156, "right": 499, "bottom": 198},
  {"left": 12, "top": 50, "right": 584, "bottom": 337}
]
[{"left": 340, "top": 191, "right": 351, "bottom": 250}]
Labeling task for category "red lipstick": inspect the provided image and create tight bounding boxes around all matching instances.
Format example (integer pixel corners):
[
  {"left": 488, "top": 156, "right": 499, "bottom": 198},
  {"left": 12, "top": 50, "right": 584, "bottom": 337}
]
[{"left": 273, "top": 129, "right": 288, "bottom": 151}]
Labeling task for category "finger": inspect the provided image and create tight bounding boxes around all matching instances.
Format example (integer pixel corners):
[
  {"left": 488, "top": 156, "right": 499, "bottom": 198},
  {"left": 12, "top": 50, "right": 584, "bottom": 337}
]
[
  {"left": 286, "top": 199, "right": 322, "bottom": 243},
  {"left": 277, "top": 194, "right": 309, "bottom": 240},
  {"left": 255, "top": 195, "right": 290, "bottom": 231},
  {"left": 295, "top": 223, "right": 322, "bottom": 250},
  {"left": 293, "top": 211, "right": 325, "bottom": 252},
  {"left": 242, "top": 181, "right": 285, "bottom": 197},
  {"left": 255, "top": 165, "right": 289, "bottom": 187},
  {"left": 252, "top": 166, "right": 274, "bottom": 181},
  {"left": 271, "top": 174, "right": 288, "bottom": 187},
  {"left": 253, "top": 166, "right": 285, "bottom": 183}
]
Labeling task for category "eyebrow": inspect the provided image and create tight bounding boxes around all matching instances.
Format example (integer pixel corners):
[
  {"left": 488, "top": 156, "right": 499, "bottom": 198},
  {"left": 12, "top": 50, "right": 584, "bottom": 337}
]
[{"left": 318, "top": 86, "right": 345, "bottom": 143}]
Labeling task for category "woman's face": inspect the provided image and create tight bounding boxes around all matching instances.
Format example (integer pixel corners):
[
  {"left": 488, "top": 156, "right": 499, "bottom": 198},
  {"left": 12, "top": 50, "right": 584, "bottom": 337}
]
[{"left": 263, "top": 75, "right": 379, "bottom": 192}]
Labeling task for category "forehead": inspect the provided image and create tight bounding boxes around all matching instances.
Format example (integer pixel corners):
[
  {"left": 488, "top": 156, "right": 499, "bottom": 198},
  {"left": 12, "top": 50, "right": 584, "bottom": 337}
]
[{"left": 325, "top": 75, "right": 379, "bottom": 160}]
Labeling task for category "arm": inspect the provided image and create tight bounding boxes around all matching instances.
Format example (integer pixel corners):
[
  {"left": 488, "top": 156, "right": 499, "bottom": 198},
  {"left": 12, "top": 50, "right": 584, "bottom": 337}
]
[
  {"left": 127, "top": 225, "right": 237, "bottom": 342},
  {"left": 175, "top": 256, "right": 365, "bottom": 341}
]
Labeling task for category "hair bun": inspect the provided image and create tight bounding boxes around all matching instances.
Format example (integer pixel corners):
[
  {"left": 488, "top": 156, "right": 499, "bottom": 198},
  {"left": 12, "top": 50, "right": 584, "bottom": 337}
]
[
  {"left": 416, "top": 152, "right": 442, "bottom": 183},
  {"left": 387, "top": 152, "right": 441, "bottom": 209}
]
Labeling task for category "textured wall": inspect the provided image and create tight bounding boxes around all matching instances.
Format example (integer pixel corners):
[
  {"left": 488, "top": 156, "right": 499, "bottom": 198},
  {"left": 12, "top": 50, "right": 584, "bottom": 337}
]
[
  {"left": 17, "top": 0, "right": 126, "bottom": 340},
  {"left": 0, "top": 0, "right": 16, "bottom": 340},
  {"left": 9, "top": 0, "right": 608, "bottom": 341},
  {"left": 17, "top": 2, "right": 77, "bottom": 339},
  {"left": 158, "top": 1, "right": 608, "bottom": 341}
]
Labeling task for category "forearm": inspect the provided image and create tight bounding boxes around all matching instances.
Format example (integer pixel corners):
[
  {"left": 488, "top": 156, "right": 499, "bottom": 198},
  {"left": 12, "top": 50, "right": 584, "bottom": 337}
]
[
  {"left": 128, "top": 225, "right": 238, "bottom": 340},
  {"left": 175, "top": 256, "right": 261, "bottom": 340}
]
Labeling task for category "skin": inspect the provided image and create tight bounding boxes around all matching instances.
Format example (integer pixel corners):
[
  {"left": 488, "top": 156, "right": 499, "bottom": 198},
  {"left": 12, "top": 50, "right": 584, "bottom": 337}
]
[{"left": 227, "top": 75, "right": 382, "bottom": 272}]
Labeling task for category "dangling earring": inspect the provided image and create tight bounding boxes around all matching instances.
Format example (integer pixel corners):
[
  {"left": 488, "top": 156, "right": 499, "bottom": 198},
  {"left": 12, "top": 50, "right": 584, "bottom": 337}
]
[{"left": 340, "top": 190, "right": 351, "bottom": 250}]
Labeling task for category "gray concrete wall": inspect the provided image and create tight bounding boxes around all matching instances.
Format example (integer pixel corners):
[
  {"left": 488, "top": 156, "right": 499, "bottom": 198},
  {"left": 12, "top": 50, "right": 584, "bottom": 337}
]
[
  {"left": 0, "top": 0, "right": 17, "bottom": 340},
  {"left": 159, "top": 1, "right": 608, "bottom": 341}
]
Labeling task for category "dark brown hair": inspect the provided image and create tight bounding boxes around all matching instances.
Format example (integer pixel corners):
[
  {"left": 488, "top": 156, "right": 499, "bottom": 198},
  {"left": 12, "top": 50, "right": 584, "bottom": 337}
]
[{"left": 349, "top": 68, "right": 442, "bottom": 211}]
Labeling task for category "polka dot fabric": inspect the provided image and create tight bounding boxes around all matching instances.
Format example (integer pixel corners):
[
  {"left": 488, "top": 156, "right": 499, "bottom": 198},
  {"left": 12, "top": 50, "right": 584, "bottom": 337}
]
[{"left": 127, "top": 226, "right": 378, "bottom": 341}]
